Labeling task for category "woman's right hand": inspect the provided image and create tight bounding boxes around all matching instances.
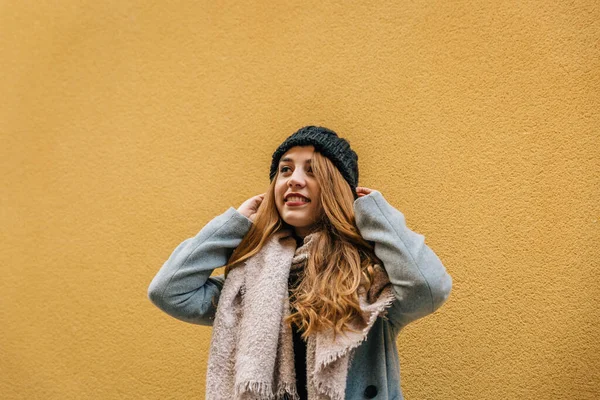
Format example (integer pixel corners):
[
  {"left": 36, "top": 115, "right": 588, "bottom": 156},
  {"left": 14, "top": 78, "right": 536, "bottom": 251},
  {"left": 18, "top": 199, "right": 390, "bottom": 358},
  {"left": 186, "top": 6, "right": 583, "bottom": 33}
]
[{"left": 237, "top": 193, "right": 266, "bottom": 222}]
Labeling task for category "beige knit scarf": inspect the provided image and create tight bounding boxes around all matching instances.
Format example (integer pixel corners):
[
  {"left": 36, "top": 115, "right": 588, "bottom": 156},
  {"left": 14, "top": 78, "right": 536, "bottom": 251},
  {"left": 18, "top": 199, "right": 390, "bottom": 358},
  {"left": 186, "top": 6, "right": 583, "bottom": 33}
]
[{"left": 206, "top": 229, "right": 395, "bottom": 400}]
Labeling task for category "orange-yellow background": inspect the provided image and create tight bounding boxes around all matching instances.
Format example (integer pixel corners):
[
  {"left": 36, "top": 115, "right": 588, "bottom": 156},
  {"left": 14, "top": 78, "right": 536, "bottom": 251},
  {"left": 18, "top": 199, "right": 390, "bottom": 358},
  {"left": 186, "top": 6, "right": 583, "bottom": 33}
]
[{"left": 1, "top": 1, "right": 598, "bottom": 399}]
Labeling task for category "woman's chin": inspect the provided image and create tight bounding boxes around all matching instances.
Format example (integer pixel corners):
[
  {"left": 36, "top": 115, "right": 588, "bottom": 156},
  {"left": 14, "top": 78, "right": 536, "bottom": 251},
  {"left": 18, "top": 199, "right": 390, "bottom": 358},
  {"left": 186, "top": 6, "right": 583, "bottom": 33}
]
[{"left": 282, "top": 216, "right": 312, "bottom": 228}]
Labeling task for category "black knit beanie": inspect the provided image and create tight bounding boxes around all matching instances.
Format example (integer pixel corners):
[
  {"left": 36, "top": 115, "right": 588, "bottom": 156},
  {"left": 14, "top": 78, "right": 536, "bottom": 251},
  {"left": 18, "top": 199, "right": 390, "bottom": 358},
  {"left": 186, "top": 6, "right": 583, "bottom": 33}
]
[{"left": 269, "top": 126, "right": 359, "bottom": 200}]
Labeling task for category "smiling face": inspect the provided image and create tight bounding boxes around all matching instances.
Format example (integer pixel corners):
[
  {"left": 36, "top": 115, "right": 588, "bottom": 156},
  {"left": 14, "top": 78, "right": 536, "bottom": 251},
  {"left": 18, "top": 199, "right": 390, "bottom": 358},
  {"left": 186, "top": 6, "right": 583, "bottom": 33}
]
[{"left": 274, "top": 145, "right": 323, "bottom": 238}]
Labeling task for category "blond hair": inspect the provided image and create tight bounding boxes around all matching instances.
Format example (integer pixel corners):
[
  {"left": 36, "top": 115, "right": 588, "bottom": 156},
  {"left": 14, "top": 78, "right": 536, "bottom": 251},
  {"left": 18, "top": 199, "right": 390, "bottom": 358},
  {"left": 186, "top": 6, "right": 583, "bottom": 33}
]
[{"left": 225, "top": 150, "right": 381, "bottom": 340}]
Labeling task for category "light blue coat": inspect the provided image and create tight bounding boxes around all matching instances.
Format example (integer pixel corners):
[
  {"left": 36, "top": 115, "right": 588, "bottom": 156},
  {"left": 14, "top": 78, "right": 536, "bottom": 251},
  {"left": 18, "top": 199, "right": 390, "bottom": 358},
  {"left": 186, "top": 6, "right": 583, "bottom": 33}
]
[{"left": 148, "top": 190, "right": 452, "bottom": 400}]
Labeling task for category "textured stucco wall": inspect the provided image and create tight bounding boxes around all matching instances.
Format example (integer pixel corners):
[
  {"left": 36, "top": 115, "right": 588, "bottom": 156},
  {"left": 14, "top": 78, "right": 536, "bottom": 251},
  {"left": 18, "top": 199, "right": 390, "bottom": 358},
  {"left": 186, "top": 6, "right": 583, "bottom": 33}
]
[{"left": 1, "top": 1, "right": 598, "bottom": 399}]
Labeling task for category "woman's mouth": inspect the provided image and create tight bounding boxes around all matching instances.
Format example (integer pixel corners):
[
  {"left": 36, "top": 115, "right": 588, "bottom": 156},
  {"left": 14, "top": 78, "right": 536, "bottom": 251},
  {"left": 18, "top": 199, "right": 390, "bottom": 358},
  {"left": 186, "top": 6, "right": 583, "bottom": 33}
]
[{"left": 285, "top": 196, "right": 311, "bottom": 207}]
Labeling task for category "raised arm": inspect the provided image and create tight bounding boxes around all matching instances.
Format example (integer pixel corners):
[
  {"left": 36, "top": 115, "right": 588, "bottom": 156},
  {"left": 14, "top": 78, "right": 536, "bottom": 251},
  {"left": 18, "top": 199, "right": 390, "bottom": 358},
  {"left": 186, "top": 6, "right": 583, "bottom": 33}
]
[
  {"left": 353, "top": 190, "right": 452, "bottom": 330},
  {"left": 147, "top": 207, "right": 253, "bottom": 325}
]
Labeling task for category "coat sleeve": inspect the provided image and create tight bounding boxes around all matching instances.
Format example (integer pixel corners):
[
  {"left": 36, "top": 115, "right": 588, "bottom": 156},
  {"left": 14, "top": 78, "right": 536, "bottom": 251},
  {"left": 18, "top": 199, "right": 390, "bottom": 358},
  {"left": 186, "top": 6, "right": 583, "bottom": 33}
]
[
  {"left": 147, "top": 207, "right": 253, "bottom": 326},
  {"left": 353, "top": 190, "right": 452, "bottom": 330}
]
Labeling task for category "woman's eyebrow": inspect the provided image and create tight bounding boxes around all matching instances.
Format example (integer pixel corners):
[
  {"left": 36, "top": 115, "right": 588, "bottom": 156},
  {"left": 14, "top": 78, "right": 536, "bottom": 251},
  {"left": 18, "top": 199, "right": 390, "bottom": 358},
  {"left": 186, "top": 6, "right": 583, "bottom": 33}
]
[{"left": 280, "top": 157, "right": 312, "bottom": 164}]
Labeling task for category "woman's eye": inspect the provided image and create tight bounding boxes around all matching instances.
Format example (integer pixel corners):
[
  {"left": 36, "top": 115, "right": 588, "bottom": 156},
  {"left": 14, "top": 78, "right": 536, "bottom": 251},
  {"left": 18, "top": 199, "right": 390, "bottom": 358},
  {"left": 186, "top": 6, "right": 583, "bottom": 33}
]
[{"left": 279, "top": 166, "right": 313, "bottom": 174}]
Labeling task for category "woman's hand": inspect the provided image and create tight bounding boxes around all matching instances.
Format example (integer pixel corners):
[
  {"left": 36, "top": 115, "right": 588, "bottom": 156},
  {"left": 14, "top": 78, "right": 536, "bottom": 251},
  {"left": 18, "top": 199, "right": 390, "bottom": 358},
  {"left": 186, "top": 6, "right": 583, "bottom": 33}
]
[
  {"left": 356, "top": 187, "right": 375, "bottom": 198},
  {"left": 237, "top": 193, "right": 266, "bottom": 222}
]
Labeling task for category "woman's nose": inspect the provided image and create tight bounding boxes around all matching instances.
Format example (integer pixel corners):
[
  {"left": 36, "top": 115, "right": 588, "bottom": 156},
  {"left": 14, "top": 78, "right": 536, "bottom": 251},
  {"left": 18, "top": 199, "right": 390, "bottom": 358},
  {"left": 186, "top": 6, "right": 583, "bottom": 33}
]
[{"left": 288, "top": 170, "right": 306, "bottom": 187}]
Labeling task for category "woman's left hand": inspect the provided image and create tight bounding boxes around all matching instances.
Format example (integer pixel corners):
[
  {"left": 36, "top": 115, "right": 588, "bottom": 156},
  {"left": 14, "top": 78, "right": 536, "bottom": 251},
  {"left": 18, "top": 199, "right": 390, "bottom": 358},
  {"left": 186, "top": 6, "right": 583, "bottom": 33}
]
[{"left": 356, "top": 187, "right": 375, "bottom": 198}]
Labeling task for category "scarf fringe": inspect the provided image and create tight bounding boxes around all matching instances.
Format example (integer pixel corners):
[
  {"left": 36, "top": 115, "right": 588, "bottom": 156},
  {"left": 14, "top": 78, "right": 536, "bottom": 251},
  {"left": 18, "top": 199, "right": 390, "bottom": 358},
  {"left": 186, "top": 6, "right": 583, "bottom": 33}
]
[
  {"left": 234, "top": 381, "right": 273, "bottom": 399},
  {"left": 275, "top": 382, "right": 300, "bottom": 400},
  {"left": 315, "top": 287, "right": 397, "bottom": 372},
  {"left": 234, "top": 381, "right": 300, "bottom": 400}
]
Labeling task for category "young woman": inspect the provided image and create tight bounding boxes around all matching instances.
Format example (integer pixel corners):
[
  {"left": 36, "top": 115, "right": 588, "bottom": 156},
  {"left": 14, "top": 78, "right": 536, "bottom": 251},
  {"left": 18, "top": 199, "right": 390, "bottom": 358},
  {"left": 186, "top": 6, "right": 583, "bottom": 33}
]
[{"left": 148, "top": 126, "right": 452, "bottom": 400}]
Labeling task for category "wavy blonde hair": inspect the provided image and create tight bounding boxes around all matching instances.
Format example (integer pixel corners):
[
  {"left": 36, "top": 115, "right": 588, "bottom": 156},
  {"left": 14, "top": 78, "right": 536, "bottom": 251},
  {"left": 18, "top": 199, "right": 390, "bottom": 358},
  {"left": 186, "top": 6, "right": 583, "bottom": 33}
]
[{"left": 224, "top": 150, "right": 382, "bottom": 340}]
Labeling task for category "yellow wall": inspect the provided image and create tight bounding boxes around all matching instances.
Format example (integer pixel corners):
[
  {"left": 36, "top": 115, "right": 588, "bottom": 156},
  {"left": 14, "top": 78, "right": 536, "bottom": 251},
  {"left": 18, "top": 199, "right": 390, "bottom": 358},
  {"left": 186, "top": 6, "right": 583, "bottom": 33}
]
[{"left": 1, "top": 1, "right": 598, "bottom": 399}]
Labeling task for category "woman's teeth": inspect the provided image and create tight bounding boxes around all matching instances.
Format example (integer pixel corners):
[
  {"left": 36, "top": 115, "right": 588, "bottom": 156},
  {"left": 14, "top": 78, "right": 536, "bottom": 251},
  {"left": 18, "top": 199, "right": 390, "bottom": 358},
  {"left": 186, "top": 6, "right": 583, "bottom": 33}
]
[{"left": 286, "top": 197, "right": 310, "bottom": 203}]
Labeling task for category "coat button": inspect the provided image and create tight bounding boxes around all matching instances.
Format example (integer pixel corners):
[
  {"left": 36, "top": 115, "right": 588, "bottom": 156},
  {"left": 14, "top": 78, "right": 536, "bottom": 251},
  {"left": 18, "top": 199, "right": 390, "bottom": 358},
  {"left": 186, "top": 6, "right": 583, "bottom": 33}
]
[{"left": 364, "top": 385, "right": 378, "bottom": 398}]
